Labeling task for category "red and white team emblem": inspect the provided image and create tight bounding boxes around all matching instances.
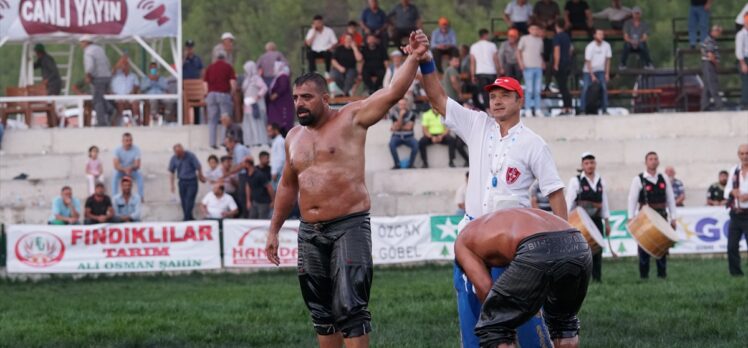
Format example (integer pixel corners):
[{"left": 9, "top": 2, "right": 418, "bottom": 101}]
[{"left": 506, "top": 167, "right": 521, "bottom": 185}]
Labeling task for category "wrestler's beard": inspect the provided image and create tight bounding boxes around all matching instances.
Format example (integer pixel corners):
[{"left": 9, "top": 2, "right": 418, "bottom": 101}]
[{"left": 297, "top": 107, "right": 317, "bottom": 126}]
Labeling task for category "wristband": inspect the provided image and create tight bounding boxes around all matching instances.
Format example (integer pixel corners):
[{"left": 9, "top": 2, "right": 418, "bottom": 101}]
[{"left": 419, "top": 60, "right": 436, "bottom": 75}]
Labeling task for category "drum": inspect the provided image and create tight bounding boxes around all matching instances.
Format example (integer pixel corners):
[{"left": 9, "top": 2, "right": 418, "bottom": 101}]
[
  {"left": 568, "top": 207, "right": 605, "bottom": 253},
  {"left": 627, "top": 206, "right": 678, "bottom": 258}
]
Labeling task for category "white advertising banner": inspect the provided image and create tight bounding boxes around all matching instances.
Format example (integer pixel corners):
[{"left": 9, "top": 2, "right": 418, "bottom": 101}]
[
  {"left": 0, "top": 0, "right": 178, "bottom": 42},
  {"left": 6, "top": 221, "right": 221, "bottom": 273},
  {"left": 222, "top": 219, "right": 300, "bottom": 268},
  {"left": 371, "top": 215, "right": 431, "bottom": 264},
  {"left": 604, "top": 207, "right": 745, "bottom": 257}
]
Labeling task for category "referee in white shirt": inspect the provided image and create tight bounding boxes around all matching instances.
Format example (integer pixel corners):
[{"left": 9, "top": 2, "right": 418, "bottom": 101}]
[
  {"left": 416, "top": 33, "right": 566, "bottom": 347},
  {"left": 565, "top": 152, "right": 611, "bottom": 282},
  {"left": 627, "top": 151, "right": 677, "bottom": 279}
]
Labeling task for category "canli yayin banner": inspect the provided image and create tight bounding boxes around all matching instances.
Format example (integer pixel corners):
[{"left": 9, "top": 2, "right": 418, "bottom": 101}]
[
  {"left": 0, "top": 0, "right": 178, "bottom": 41},
  {"left": 6, "top": 221, "right": 221, "bottom": 273}
]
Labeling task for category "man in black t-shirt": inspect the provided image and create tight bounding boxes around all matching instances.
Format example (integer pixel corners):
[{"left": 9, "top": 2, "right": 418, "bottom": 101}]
[
  {"left": 245, "top": 158, "right": 275, "bottom": 219},
  {"left": 564, "top": 0, "right": 593, "bottom": 35},
  {"left": 707, "top": 170, "right": 728, "bottom": 206},
  {"left": 257, "top": 151, "right": 272, "bottom": 179},
  {"left": 85, "top": 183, "right": 115, "bottom": 224},
  {"left": 331, "top": 34, "right": 363, "bottom": 96},
  {"left": 361, "top": 34, "right": 389, "bottom": 94}
]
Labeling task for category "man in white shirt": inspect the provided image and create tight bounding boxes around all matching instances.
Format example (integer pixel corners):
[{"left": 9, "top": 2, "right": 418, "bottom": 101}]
[
  {"left": 725, "top": 143, "right": 748, "bottom": 276},
  {"left": 416, "top": 32, "right": 565, "bottom": 346},
  {"left": 503, "top": 0, "right": 533, "bottom": 35},
  {"left": 305, "top": 15, "right": 338, "bottom": 73},
  {"left": 201, "top": 182, "right": 238, "bottom": 220},
  {"left": 592, "top": 0, "right": 632, "bottom": 30},
  {"left": 469, "top": 29, "right": 500, "bottom": 110},
  {"left": 736, "top": 13, "right": 748, "bottom": 109},
  {"left": 627, "top": 151, "right": 677, "bottom": 279},
  {"left": 565, "top": 152, "right": 611, "bottom": 282},
  {"left": 580, "top": 29, "right": 612, "bottom": 115},
  {"left": 267, "top": 123, "right": 286, "bottom": 186}
]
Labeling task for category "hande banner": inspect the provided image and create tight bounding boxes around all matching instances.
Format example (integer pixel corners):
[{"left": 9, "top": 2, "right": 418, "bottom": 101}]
[
  {"left": 6, "top": 221, "right": 221, "bottom": 273},
  {"left": 0, "top": 0, "right": 178, "bottom": 42},
  {"left": 222, "top": 215, "right": 434, "bottom": 268},
  {"left": 222, "top": 219, "right": 300, "bottom": 268}
]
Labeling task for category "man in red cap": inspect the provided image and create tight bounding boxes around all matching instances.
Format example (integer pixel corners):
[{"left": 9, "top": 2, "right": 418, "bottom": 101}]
[{"left": 409, "top": 34, "right": 567, "bottom": 347}]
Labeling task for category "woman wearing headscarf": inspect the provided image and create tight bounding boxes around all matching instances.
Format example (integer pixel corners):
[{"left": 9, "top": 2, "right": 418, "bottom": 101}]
[
  {"left": 241, "top": 61, "right": 269, "bottom": 146},
  {"left": 266, "top": 60, "right": 294, "bottom": 135}
]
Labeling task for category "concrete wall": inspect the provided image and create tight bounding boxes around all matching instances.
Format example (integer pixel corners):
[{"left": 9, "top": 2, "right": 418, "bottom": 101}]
[{"left": 1, "top": 111, "right": 746, "bottom": 223}]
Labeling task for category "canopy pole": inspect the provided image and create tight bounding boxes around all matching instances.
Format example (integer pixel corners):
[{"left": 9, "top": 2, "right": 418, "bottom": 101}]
[
  {"left": 133, "top": 35, "right": 178, "bottom": 78},
  {"left": 110, "top": 44, "right": 146, "bottom": 77},
  {"left": 176, "top": 2, "right": 183, "bottom": 125}
]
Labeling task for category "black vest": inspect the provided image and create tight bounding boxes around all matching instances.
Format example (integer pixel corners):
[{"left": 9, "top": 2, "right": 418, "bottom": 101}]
[
  {"left": 638, "top": 173, "right": 667, "bottom": 205},
  {"left": 728, "top": 166, "right": 748, "bottom": 216},
  {"left": 576, "top": 175, "right": 603, "bottom": 203}
]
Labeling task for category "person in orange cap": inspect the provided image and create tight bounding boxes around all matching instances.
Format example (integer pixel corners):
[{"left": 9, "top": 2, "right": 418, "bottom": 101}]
[{"left": 431, "top": 16, "right": 458, "bottom": 73}]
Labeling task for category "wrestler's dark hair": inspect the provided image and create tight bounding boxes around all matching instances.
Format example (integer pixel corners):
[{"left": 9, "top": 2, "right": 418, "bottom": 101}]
[
  {"left": 294, "top": 73, "right": 329, "bottom": 94},
  {"left": 645, "top": 151, "right": 658, "bottom": 160}
]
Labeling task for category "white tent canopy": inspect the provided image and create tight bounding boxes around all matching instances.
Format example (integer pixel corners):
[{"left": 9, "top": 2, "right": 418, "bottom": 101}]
[{"left": 0, "top": 0, "right": 183, "bottom": 125}]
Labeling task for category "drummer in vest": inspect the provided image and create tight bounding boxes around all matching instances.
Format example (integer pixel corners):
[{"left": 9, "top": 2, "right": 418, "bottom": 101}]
[
  {"left": 627, "top": 151, "right": 678, "bottom": 279},
  {"left": 565, "top": 152, "right": 611, "bottom": 282},
  {"left": 724, "top": 143, "right": 748, "bottom": 276}
]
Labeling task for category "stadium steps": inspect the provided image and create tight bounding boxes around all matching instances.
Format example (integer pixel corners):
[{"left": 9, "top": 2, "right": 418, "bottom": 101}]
[{"left": 1, "top": 111, "right": 746, "bottom": 223}]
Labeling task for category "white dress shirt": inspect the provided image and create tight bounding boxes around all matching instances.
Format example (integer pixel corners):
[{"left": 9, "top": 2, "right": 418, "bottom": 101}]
[
  {"left": 627, "top": 171, "right": 677, "bottom": 222},
  {"left": 724, "top": 165, "right": 748, "bottom": 209},
  {"left": 735, "top": 28, "right": 748, "bottom": 60},
  {"left": 444, "top": 98, "right": 564, "bottom": 218},
  {"left": 565, "top": 173, "right": 610, "bottom": 219},
  {"left": 306, "top": 26, "right": 337, "bottom": 52}
]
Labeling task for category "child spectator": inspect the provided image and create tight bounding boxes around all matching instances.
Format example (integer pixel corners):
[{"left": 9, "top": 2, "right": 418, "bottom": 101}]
[
  {"left": 205, "top": 155, "right": 223, "bottom": 183},
  {"left": 85, "top": 145, "right": 104, "bottom": 195}
]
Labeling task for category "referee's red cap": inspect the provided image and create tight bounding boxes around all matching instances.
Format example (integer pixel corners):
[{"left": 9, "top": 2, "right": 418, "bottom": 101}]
[{"left": 483, "top": 77, "right": 524, "bottom": 99}]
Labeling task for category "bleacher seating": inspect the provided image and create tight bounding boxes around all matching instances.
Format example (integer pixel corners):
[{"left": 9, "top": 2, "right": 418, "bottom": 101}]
[{"left": 1, "top": 111, "right": 745, "bottom": 223}]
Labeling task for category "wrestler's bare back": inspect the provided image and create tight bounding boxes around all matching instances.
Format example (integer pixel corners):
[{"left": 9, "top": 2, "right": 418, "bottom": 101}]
[
  {"left": 456, "top": 208, "right": 572, "bottom": 266},
  {"left": 285, "top": 102, "right": 373, "bottom": 223}
]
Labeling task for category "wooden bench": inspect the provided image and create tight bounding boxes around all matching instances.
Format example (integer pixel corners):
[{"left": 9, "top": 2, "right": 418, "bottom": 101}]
[
  {"left": 0, "top": 85, "right": 57, "bottom": 127},
  {"left": 329, "top": 95, "right": 365, "bottom": 105}
]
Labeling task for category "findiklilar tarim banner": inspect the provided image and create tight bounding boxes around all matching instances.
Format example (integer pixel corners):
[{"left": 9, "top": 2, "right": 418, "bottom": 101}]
[
  {"left": 6, "top": 221, "right": 221, "bottom": 273},
  {"left": 5, "top": 207, "right": 745, "bottom": 274}
]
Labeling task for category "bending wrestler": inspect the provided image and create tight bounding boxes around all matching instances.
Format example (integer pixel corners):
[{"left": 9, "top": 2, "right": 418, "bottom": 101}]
[
  {"left": 264, "top": 31, "right": 431, "bottom": 348},
  {"left": 455, "top": 208, "right": 592, "bottom": 348}
]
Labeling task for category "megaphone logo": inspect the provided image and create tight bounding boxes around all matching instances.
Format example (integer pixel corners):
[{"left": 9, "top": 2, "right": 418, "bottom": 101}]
[{"left": 137, "top": 0, "right": 169, "bottom": 26}]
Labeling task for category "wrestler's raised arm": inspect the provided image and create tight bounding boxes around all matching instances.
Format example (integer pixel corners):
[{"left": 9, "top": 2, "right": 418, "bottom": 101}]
[
  {"left": 353, "top": 31, "right": 430, "bottom": 128},
  {"left": 413, "top": 39, "right": 448, "bottom": 117},
  {"left": 265, "top": 134, "right": 300, "bottom": 265}
]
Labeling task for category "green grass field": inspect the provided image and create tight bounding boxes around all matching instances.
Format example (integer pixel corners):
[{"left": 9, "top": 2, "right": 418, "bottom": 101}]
[{"left": 1, "top": 258, "right": 747, "bottom": 348}]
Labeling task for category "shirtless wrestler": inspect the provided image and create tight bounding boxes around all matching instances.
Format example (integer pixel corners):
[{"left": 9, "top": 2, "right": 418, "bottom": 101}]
[
  {"left": 455, "top": 208, "right": 592, "bottom": 348},
  {"left": 264, "top": 31, "right": 430, "bottom": 348}
]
